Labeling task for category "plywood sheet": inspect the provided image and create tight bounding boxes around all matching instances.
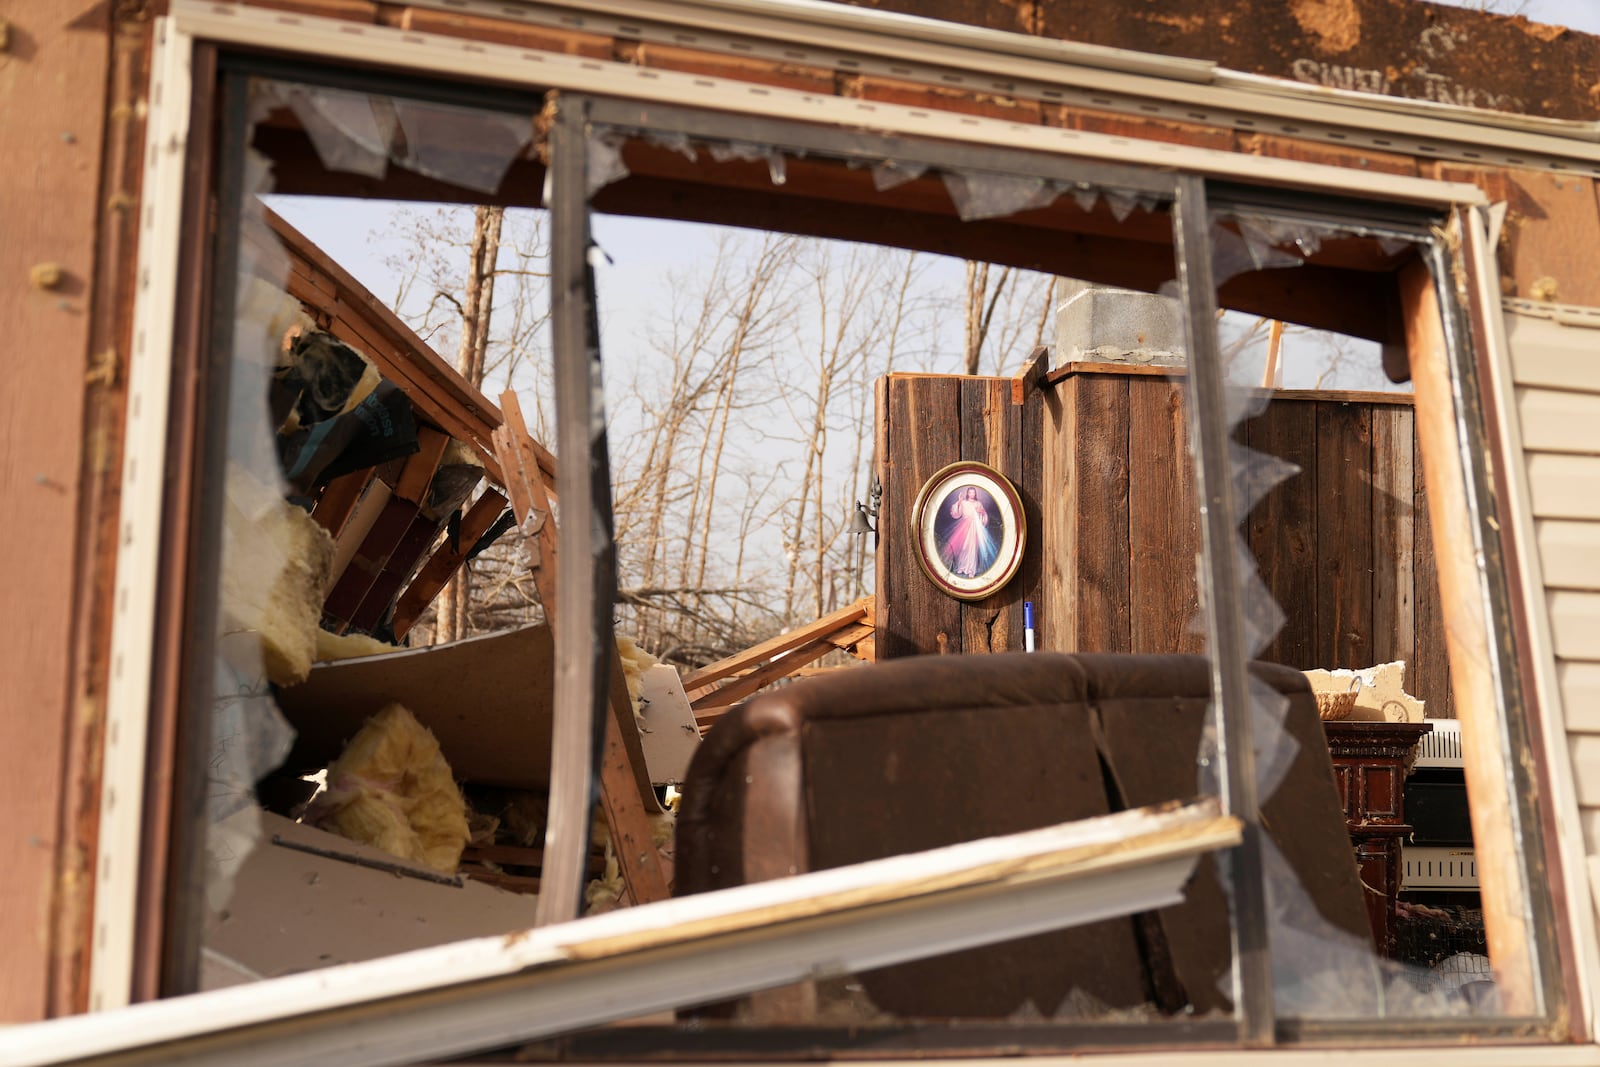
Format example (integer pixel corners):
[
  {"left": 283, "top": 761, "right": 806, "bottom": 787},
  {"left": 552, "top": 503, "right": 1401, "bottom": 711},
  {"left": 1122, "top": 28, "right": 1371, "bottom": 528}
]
[
  {"left": 275, "top": 624, "right": 556, "bottom": 787},
  {"left": 204, "top": 811, "right": 537, "bottom": 984}
]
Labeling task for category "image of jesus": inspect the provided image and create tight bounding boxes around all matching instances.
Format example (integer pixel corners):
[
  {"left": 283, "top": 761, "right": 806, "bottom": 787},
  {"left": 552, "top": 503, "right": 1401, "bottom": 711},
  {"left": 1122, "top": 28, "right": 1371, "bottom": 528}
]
[{"left": 940, "top": 485, "right": 998, "bottom": 578}]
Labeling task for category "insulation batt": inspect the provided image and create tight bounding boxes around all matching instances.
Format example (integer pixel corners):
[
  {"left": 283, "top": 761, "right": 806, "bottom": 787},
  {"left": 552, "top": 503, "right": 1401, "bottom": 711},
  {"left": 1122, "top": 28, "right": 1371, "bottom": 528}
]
[
  {"left": 304, "top": 703, "right": 471, "bottom": 875},
  {"left": 220, "top": 468, "right": 336, "bottom": 687},
  {"left": 616, "top": 635, "right": 659, "bottom": 726},
  {"left": 314, "top": 628, "right": 398, "bottom": 662}
]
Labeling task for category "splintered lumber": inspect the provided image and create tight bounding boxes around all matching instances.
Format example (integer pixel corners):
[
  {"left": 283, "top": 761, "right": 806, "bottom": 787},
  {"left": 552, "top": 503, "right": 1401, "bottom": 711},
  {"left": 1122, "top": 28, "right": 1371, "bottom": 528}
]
[
  {"left": 681, "top": 597, "right": 872, "bottom": 694},
  {"left": 689, "top": 617, "right": 871, "bottom": 729},
  {"left": 494, "top": 390, "right": 671, "bottom": 913}
]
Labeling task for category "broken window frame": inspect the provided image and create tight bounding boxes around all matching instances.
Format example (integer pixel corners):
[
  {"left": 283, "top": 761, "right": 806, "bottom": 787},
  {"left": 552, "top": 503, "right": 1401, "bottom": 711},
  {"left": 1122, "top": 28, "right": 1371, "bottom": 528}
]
[{"left": 66, "top": 0, "right": 1578, "bottom": 1058}]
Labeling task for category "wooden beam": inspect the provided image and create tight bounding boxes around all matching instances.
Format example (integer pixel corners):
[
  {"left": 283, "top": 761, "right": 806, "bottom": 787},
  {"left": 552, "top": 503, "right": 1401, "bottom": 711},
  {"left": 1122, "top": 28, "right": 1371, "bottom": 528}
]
[
  {"left": 255, "top": 205, "right": 560, "bottom": 500},
  {"left": 680, "top": 597, "right": 870, "bottom": 692},
  {"left": 1400, "top": 251, "right": 1535, "bottom": 1013},
  {"left": 692, "top": 635, "right": 841, "bottom": 720},
  {"left": 495, "top": 390, "right": 671, "bottom": 907},
  {"left": 389, "top": 489, "right": 508, "bottom": 640}
]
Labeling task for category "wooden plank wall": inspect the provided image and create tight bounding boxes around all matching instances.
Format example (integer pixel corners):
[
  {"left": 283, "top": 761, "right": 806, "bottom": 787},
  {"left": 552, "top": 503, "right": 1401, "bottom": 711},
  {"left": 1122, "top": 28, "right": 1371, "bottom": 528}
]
[
  {"left": 882, "top": 367, "right": 1453, "bottom": 717},
  {"left": 876, "top": 374, "right": 1043, "bottom": 658}
]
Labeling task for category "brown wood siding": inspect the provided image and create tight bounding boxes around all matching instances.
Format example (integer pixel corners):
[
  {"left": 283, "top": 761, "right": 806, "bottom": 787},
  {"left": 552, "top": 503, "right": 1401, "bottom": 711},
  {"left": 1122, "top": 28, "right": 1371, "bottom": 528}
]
[{"left": 882, "top": 367, "right": 1453, "bottom": 716}]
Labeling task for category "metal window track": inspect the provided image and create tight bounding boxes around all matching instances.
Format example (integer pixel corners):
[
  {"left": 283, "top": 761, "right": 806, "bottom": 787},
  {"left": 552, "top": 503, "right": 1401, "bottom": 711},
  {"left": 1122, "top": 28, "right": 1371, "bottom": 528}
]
[
  {"left": 173, "top": 1, "right": 1483, "bottom": 209},
  {"left": 405, "top": 0, "right": 1600, "bottom": 179}
]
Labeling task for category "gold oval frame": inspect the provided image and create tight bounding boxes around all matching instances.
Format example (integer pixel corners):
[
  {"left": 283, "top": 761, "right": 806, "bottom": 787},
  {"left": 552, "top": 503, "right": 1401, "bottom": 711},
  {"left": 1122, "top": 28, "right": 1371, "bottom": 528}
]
[{"left": 910, "top": 461, "right": 1027, "bottom": 602}]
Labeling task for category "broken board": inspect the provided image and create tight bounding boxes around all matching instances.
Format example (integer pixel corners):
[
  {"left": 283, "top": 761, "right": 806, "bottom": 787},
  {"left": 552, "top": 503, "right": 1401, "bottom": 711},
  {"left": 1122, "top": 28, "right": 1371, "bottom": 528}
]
[
  {"left": 276, "top": 625, "right": 557, "bottom": 788},
  {"left": 636, "top": 664, "right": 700, "bottom": 787}
]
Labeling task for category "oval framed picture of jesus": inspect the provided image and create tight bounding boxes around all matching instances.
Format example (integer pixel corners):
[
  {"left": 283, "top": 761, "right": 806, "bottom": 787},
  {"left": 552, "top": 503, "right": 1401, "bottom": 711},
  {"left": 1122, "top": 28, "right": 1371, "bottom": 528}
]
[{"left": 911, "top": 461, "right": 1027, "bottom": 601}]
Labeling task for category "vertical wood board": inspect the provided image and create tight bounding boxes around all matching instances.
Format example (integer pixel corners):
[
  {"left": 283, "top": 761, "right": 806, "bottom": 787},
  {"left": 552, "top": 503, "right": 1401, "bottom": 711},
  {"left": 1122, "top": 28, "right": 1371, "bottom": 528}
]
[
  {"left": 1315, "top": 403, "right": 1375, "bottom": 670},
  {"left": 959, "top": 378, "right": 1024, "bottom": 654},
  {"left": 1371, "top": 407, "right": 1416, "bottom": 670},
  {"left": 1243, "top": 399, "right": 1318, "bottom": 668},
  {"left": 1128, "top": 378, "right": 1202, "bottom": 655},
  {"left": 1069, "top": 375, "right": 1132, "bottom": 653},
  {"left": 882, "top": 376, "right": 962, "bottom": 658}
]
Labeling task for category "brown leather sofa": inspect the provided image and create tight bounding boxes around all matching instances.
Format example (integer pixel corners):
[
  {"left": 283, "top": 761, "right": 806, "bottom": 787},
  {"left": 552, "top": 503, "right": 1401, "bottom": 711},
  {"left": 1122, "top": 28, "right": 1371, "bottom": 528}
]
[{"left": 676, "top": 651, "right": 1370, "bottom": 1022}]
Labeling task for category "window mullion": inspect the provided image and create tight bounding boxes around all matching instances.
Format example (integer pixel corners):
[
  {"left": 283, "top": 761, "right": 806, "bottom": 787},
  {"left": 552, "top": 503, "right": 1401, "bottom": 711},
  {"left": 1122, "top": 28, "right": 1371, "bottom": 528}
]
[
  {"left": 1172, "top": 173, "right": 1276, "bottom": 1046},
  {"left": 537, "top": 93, "right": 617, "bottom": 926}
]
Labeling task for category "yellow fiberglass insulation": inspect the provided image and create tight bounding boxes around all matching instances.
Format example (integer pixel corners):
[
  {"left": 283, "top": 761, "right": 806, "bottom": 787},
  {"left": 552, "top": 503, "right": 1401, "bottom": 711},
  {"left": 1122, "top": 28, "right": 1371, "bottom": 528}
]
[
  {"left": 304, "top": 703, "right": 471, "bottom": 875},
  {"left": 220, "top": 467, "right": 336, "bottom": 688},
  {"left": 314, "top": 628, "right": 398, "bottom": 663},
  {"left": 616, "top": 635, "right": 659, "bottom": 724}
]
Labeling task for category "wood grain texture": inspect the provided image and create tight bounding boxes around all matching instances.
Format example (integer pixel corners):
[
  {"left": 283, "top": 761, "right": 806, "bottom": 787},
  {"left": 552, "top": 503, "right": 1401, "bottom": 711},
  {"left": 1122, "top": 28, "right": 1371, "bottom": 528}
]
[
  {"left": 1069, "top": 375, "right": 1132, "bottom": 653},
  {"left": 1402, "top": 255, "right": 1531, "bottom": 1009},
  {"left": 0, "top": 3, "right": 108, "bottom": 1023},
  {"left": 1371, "top": 406, "right": 1416, "bottom": 671},
  {"left": 881, "top": 376, "right": 962, "bottom": 658},
  {"left": 1410, "top": 432, "right": 1453, "bottom": 720},
  {"left": 1243, "top": 399, "right": 1317, "bottom": 668},
  {"left": 1128, "top": 378, "right": 1202, "bottom": 655},
  {"left": 960, "top": 377, "right": 1023, "bottom": 654},
  {"left": 1315, "top": 402, "right": 1374, "bottom": 670}
]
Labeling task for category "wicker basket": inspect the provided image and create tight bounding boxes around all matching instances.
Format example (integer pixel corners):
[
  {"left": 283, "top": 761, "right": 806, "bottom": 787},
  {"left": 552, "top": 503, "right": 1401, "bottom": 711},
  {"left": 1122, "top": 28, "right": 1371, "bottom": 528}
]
[{"left": 1315, "top": 690, "right": 1358, "bottom": 721}]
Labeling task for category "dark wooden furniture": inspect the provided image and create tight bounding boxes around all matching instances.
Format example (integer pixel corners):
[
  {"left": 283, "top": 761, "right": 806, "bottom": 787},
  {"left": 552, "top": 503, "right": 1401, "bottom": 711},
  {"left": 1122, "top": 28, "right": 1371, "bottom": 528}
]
[{"left": 1322, "top": 720, "right": 1433, "bottom": 957}]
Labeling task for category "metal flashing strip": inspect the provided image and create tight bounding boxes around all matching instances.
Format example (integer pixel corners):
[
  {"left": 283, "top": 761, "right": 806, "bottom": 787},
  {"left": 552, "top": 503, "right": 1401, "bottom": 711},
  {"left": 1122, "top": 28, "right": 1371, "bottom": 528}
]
[
  {"left": 404, "top": 0, "right": 1600, "bottom": 177},
  {"left": 1, "top": 802, "right": 1236, "bottom": 1067},
  {"left": 91, "top": 15, "right": 195, "bottom": 1015},
  {"left": 170, "top": 1, "right": 1485, "bottom": 209}
]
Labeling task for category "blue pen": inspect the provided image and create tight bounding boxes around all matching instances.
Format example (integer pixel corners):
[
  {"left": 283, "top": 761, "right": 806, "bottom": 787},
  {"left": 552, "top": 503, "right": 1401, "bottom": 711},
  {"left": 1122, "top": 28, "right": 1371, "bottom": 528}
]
[{"left": 1024, "top": 601, "right": 1036, "bottom": 652}]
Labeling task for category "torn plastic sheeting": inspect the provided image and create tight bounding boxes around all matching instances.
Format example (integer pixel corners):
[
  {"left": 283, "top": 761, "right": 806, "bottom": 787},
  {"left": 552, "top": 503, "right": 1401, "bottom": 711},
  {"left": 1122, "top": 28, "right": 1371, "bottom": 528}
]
[
  {"left": 1210, "top": 218, "right": 1304, "bottom": 279},
  {"left": 253, "top": 81, "right": 531, "bottom": 195},
  {"left": 389, "top": 98, "right": 531, "bottom": 195},
  {"left": 941, "top": 171, "right": 1059, "bottom": 222},
  {"left": 871, "top": 159, "right": 927, "bottom": 192},
  {"left": 1103, "top": 188, "right": 1163, "bottom": 224},
  {"left": 588, "top": 131, "right": 631, "bottom": 197},
  {"left": 707, "top": 140, "right": 788, "bottom": 186},
  {"left": 1236, "top": 214, "right": 1325, "bottom": 260}
]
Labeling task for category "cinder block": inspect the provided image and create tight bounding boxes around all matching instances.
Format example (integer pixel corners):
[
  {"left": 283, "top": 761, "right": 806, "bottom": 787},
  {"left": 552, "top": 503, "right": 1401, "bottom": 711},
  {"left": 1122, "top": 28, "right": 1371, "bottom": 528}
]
[{"left": 1054, "top": 278, "right": 1185, "bottom": 368}]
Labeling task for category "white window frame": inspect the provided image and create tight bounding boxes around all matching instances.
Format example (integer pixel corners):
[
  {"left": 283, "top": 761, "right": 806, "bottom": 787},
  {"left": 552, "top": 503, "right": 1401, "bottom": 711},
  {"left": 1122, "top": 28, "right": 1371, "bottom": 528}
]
[{"left": 62, "top": 0, "right": 1598, "bottom": 1061}]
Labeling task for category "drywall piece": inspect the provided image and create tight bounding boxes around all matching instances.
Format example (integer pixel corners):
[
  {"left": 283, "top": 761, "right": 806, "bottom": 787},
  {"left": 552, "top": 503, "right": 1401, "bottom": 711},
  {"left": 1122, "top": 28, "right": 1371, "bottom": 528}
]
[
  {"left": 1303, "top": 661, "right": 1424, "bottom": 722},
  {"left": 635, "top": 665, "right": 699, "bottom": 786},
  {"left": 204, "top": 811, "right": 537, "bottom": 984},
  {"left": 275, "top": 624, "right": 557, "bottom": 788}
]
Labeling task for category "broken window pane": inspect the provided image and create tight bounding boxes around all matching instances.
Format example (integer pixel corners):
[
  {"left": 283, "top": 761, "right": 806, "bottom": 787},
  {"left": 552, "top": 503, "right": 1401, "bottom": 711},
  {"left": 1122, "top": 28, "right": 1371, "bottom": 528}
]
[{"left": 1205, "top": 205, "right": 1542, "bottom": 1019}]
